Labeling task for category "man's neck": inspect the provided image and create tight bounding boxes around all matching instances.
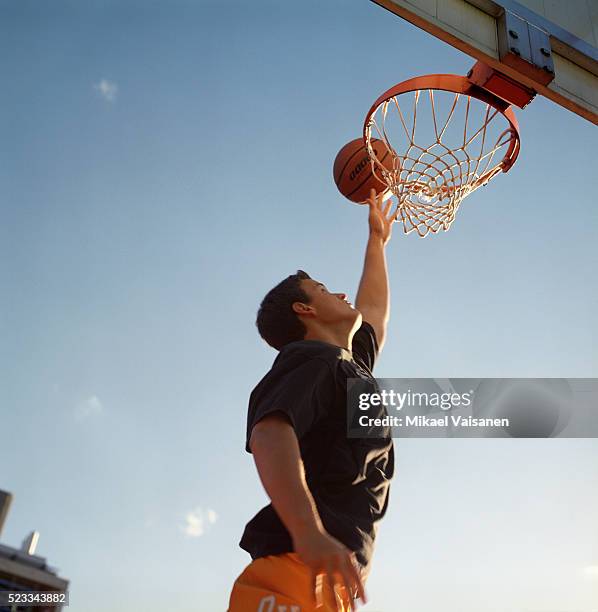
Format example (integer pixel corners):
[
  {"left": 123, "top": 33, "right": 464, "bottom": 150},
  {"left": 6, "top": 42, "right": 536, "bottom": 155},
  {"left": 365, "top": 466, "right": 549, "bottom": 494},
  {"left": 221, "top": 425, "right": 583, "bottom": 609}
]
[{"left": 303, "top": 326, "right": 353, "bottom": 351}]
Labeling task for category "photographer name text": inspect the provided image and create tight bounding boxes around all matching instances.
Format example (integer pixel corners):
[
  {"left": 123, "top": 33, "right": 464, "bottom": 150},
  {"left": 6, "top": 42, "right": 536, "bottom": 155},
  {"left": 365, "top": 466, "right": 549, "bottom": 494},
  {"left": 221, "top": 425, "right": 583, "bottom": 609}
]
[{"left": 359, "top": 414, "right": 509, "bottom": 428}]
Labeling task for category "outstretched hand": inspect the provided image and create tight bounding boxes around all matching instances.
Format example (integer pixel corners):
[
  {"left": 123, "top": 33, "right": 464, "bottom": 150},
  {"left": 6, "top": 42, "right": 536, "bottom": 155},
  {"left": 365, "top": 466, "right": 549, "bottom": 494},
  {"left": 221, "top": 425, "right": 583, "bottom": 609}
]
[{"left": 366, "top": 189, "right": 396, "bottom": 245}]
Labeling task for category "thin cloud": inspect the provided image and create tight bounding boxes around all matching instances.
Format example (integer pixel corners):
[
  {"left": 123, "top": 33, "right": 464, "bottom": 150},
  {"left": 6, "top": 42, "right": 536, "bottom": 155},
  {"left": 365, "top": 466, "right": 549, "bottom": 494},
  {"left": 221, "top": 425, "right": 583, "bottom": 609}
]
[
  {"left": 74, "top": 395, "right": 104, "bottom": 421},
  {"left": 93, "top": 79, "right": 118, "bottom": 102},
  {"left": 180, "top": 506, "right": 218, "bottom": 538}
]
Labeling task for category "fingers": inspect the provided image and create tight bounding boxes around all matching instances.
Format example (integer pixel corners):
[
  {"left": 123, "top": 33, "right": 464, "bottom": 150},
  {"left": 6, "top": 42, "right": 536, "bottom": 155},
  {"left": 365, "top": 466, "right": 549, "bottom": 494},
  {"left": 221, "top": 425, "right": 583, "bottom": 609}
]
[
  {"left": 317, "top": 555, "right": 365, "bottom": 611},
  {"left": 345, "top": 553, "right": 367, "bottom": 605},
  {"left": 313, "top": 572, "right": 324, "bottom": 609},
  {"left": 334, "top": 566, "right": 357, "bottom": 610},
  {"left": 325, "top": 562, "right": 339, "bottom": 609},
  {"left": 379, "top": 191, "right": 388, "bottom": 208},
  {"left": 382, "top": 198, "right": 393, "bottom": 218},
  {"left": 367, "top": 188, "right": 377, "bottom": 208},
  {"left": 368, "top": 188, "right": 395, "bottom": 217}
]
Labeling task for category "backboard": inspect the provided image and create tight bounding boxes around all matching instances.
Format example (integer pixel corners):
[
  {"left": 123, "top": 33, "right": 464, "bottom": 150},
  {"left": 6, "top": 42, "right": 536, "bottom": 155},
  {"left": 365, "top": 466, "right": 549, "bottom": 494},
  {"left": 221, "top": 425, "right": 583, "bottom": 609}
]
[{"left": 371, "top": 0, "right": 598, "bottom": 124}]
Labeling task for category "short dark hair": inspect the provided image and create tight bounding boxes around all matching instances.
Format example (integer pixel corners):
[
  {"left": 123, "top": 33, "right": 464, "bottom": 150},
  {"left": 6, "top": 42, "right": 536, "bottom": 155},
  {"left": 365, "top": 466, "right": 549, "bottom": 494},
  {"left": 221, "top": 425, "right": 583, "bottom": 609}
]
[{"left": 256, "top": 270, "right": 312, "bottom": 350}]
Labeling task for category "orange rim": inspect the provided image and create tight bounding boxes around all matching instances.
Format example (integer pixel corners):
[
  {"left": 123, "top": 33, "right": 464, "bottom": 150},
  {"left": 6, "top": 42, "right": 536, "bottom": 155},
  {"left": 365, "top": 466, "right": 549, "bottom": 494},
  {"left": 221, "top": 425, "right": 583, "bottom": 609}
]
[{"left": 363, "top": 74, "right": 520, "bottom": 172}]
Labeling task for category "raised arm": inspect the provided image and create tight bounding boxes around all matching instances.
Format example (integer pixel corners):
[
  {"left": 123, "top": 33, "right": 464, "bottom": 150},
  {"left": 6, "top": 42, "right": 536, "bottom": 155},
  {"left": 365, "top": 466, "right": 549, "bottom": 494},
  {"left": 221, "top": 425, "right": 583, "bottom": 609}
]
[
  {"left": 355, "top": 189, "right": 396, "bottom": 350},
  {"left": 249, "top": 413, "right": 366, "bottom": 608}
]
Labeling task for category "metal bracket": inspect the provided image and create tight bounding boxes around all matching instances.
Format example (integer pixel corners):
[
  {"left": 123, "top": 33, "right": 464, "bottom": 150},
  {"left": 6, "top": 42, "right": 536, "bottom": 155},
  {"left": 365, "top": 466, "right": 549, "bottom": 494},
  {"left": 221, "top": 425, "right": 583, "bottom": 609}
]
[
  {"left": 498, "top": 9, "right": 555, "bottom": 85},
  {"left": 467, "top": 61, "right": 536, "bottom": 108}
]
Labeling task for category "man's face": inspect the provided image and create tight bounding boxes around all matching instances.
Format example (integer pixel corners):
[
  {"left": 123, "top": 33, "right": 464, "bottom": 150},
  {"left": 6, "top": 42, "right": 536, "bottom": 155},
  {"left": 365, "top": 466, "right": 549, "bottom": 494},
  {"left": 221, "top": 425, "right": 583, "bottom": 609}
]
[{"left": 296, "top": 278, "right": 361, "bottom": 327}]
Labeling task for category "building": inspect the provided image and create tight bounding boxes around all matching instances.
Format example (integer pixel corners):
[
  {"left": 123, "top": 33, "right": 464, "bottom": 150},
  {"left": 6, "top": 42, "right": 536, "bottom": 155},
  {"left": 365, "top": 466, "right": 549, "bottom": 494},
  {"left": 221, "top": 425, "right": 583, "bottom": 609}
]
[{"left": 0, "top": 491, "right": 69, "bottom": 612}]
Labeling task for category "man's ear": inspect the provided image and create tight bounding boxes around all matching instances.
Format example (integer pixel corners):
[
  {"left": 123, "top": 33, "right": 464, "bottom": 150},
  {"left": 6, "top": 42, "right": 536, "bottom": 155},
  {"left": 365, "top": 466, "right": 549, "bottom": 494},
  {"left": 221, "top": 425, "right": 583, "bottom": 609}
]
[{"left": 292, "top": 301, "right": 315, "bottom": 317}]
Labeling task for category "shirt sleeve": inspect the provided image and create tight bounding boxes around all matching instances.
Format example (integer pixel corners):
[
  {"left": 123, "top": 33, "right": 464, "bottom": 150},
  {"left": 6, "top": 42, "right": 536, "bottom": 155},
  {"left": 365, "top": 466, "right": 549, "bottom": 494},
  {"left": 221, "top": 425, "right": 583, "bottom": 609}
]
[
  {"left": 245, "top": 357, "right": 335, "bottom": 453},
  {"left": 351, "top": 321, "right": 379, "bottom": 373}
]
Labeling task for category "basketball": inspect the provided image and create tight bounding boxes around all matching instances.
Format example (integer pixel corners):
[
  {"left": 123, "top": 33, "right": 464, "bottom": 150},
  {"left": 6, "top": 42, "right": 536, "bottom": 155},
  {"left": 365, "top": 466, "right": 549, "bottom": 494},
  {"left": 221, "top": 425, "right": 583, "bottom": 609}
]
[{"left": 333, "top": 138, "right": 393, "bottom": 203}]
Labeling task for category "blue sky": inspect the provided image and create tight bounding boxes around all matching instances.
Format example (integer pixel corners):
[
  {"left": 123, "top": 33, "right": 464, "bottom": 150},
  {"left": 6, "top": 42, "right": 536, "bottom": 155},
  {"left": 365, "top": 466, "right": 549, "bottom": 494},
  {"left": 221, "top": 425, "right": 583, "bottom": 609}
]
[{"left": 1, "top": 1, "right": 597, "bottom": 610}]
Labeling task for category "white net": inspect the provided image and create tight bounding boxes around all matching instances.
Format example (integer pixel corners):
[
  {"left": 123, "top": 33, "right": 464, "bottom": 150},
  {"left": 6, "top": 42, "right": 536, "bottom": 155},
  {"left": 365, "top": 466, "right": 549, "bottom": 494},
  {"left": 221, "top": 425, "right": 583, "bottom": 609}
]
[{"left": 365, "top": 88, "right": 519, "bottom": 237}]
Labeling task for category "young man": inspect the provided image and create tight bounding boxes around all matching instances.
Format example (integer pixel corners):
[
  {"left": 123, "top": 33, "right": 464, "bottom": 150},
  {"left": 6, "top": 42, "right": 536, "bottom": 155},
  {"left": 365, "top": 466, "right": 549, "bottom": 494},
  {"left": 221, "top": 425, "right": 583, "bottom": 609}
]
[{"left": 228, "top": 191, "right": 396, "bottom": 611}]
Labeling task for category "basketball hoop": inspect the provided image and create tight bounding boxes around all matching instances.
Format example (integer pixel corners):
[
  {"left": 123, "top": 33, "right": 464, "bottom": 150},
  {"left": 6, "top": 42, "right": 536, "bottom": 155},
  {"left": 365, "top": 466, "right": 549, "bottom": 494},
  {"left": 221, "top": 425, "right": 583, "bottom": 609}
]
[{"left": 364, "top": 74, "right": 521, "bottom": 237}]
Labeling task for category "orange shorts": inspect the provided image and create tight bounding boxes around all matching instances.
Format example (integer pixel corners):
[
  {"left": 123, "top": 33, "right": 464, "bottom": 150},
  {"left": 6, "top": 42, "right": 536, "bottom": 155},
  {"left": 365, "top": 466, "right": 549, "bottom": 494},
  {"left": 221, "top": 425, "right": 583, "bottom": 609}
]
[{"left": 228, "top": 552, "right": 355, "bottom": 612}]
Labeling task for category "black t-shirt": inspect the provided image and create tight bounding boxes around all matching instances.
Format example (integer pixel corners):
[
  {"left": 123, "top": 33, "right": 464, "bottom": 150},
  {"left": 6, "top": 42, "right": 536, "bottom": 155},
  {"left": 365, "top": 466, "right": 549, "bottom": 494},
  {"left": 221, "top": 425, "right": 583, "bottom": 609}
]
[{"left": 240, "top": 322, "right": 394, "bottom": 574}]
